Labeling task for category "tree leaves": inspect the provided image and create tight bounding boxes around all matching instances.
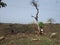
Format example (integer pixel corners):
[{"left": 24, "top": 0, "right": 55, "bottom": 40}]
[{"left": 0, "top": 0, "right": 7, "bottom": 8}]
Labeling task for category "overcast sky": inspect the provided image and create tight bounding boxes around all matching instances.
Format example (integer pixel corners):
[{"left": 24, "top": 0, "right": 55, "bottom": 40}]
[{"left": 0, "top": 0, "right": 60, "bottom": 24}]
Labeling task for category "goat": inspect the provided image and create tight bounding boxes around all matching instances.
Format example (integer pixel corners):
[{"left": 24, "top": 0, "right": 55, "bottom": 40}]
[{"left": 50, "top": 33, "right": 57, "bottom": 38}]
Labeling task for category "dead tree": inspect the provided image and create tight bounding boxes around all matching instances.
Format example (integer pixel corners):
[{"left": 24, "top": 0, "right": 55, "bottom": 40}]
[{"left": 31, "top": 0, "right": 41, "bottom": 35}]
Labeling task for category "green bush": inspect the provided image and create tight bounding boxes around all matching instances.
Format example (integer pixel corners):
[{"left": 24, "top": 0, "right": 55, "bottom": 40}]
[{"left": 38, "top": 22, "right": 44, "bottom": 28}]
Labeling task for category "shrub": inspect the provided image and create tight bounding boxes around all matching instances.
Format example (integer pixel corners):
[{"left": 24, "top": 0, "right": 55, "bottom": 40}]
[{"left": 38, "top": 22, "right": 44, "bottom": 28}]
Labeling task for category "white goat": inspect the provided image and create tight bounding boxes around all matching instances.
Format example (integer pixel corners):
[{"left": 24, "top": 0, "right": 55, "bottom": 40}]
[{"left": 50, "top": 33, "right": 57, "bottom": 38}]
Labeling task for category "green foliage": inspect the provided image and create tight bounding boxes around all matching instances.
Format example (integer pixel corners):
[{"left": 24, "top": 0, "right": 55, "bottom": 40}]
[{"left": 38, "top": 22, "right": 44, "bottom": 28}]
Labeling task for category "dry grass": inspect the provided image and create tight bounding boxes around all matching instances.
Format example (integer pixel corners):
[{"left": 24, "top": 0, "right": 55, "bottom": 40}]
[{"left": 0, "top": 23, "right": 60, "bottom": 45}]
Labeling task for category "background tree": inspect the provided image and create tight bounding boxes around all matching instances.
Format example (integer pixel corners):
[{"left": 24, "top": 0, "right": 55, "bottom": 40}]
[
  {"left": 0, "top": 0, "right": 7, "bottom": 8},
  {"left": 47, "top": 18, "right": 55, "bottom": 24},
  {"left": 47, "top": 18, "right": 55, "bottom": 32}
]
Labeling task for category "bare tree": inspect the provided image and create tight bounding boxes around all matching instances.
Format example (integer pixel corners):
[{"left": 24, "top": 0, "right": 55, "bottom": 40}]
[
  {"left": 31, "top": 0, "right": 41, "bottom": 35},
  {"left": 31, "top": 0, "right": 39, "bottom": 21}
]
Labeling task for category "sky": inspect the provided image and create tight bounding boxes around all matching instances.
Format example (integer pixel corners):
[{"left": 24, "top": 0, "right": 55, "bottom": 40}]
[{"left": 0, "top": 0, "right": 60, "bottom": 24}]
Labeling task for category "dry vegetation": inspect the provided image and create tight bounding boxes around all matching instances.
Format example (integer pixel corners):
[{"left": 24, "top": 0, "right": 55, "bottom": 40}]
[{"left": 0, "top": 23, "right": 60, "bottom": 45}]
